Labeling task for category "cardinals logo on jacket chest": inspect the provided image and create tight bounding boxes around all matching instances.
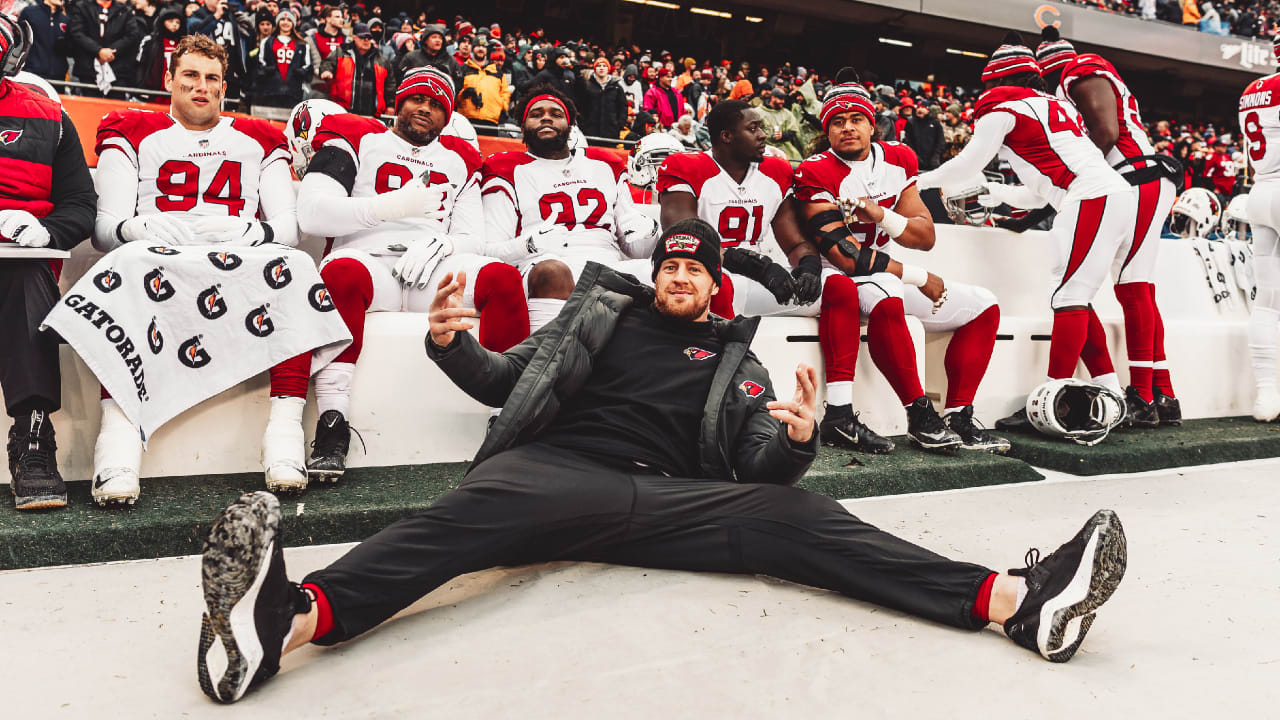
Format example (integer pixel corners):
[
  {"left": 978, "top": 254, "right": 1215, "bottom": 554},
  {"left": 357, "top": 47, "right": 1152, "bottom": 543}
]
[
  {"left": 683, "top": 346, "right": 717, "bottom": 361},
  {"left": 738, "top": 380, "right": 764, "bottom": 398}
]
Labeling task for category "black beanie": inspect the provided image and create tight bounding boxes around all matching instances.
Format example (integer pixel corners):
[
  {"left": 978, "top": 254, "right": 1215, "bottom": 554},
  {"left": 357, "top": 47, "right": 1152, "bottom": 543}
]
[{"left": 651, "top": 218, "right": 722, "bottom": 285}]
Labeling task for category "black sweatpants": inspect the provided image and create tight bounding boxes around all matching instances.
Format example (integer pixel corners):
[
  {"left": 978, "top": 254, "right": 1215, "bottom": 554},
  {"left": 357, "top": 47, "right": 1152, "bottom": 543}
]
[
  {"left": 303, "top": 443, "right": 994, "bottom": 644},
  {"left": 0, "top": 262, "right": 62, "bottom": 417}
]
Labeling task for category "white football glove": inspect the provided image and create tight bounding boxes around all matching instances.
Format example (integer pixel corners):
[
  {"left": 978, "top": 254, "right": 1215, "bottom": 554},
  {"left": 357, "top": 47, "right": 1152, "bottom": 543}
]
[
  {"left": 370, "top": 176, "right": 452, "bottom": 222},
  {"left": 118, "top": 214, "right": 195, "bottom": 246},
  {"left": 976, "top": 182, "right": 1007, "bottom": 209},
  {"left": 190, "top": 216, "right": 270, "bottom": 246},
  {"left": 391, "top": 235, "right": 454, "bottom": 289},
  {"left": 0, "top": 209, "right": 51, "bottom": 248}
]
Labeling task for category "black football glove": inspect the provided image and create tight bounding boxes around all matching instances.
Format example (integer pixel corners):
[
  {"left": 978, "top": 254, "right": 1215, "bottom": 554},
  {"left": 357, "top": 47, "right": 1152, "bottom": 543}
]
[{"left": 791, "top": 255, "right": 822, "bottom": 305}]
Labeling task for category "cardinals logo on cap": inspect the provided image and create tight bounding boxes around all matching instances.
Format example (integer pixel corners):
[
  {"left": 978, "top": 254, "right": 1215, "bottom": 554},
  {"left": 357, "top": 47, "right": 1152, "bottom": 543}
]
[
  {"left": 263, "top": 257, "right": 292, "bottom": 289},
  {"left": 196, "top": 285, "right": 228, "bottom": 320},
  {"left": 147, "top": 246, "right": 181, "bottom": 256},
  {"left": 147, "top": 317, "right": 164, "bottom": 354},
  {"left": 178, "top": 336, "right": 211, "bottom": 369},
  {"left": 308, "top": 283, "right": 335, "bottom": 312},
  {"left": 245, "top": 305, "right": 275, "bottom": 337},
  {"left": 664, "top": 233, "right": 701, "bottom": 253},
  {"left": 143, "top": 268, "right": 175, "bottom": 302},
  {"left": 738, "top": 380, "right": 765, "bottom": 398},
  {"left": 0, "top": 129, "right": 22, "bottom": 145},
  {"left": 207, "top": 251, "right": 243, "bottom": 271},
  {"left": 93, "top": 270, "right": 122, "bottom": 293},
  {"left": 683, "top": 346, "right": 717, "bottom": 361}
]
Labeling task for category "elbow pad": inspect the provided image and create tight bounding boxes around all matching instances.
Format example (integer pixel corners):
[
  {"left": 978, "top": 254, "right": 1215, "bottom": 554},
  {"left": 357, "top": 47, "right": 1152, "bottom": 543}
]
[{"left": 805, "top": 208, "right": 891, "bottom": 274}]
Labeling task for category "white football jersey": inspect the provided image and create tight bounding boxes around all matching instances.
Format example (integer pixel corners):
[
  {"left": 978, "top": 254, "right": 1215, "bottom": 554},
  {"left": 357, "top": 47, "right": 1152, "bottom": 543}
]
[
  {"left": 96, "top": 110, "right": 290, "bottom": 220},
  {"left": 972, "top": 85, "right": 1129, "bottom": 208},
  {"left": 1240, "top": 73, "right": 1280, "bottom": 182},
  {"left": 311, "top": 113, "right": 483, "bottom": 253},
  {"left": 656, "top": 151, "right": 793, "bottom": 250},
  {"left": 480, "top": 147, "right": 634, "bottom": 256},
  {"left": 1056, "top": 54, "right": 1156, "bottom": 168},
  {"left": 793, "top": 142, "right": 917, "bottom": 249}
]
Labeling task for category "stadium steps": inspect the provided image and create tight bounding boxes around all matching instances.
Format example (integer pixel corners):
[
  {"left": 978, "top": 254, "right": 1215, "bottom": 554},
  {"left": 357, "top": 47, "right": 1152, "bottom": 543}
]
[{"left": 0, "top": 443, "right": 1040, "bottom": 571}]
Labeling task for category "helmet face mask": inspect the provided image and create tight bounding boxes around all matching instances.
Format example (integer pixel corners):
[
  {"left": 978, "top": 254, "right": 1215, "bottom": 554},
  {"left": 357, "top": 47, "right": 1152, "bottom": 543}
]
[
  {"left": 1, "top": 16, "right": 32, "bottom": 78},
  {"left": 941, "top": 175, "right": 997, "bottom": 227},
  {"left": 1221, "top": 194, "right": 1251, "bottom": 242},
  {"left": 1025, "top": 378, "right": 1126, "bottom": 446},
  {"left": 627, "top": 133, "right": 683, "bottom": 188}
]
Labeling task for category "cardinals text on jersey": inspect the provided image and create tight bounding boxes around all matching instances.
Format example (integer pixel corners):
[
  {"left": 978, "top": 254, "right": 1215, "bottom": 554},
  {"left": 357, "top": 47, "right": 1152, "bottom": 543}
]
[
  {"left": 792, "top": 141, "right": 918, "bottom": 248},
  {"left": 655, "top": 151, "right": 793, "bottom": 249}
]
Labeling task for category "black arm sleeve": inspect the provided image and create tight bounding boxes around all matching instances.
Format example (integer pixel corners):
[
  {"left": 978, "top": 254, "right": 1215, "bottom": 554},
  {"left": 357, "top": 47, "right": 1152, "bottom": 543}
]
[
  {"left": 308, "top": 146, "right": 359, "bottom": 195},
  {"left": 44, "top": 113, "right": 97, "bottom": 251},
  {"left": 721, "top": 247, "right": 780, "bottom": 282}
]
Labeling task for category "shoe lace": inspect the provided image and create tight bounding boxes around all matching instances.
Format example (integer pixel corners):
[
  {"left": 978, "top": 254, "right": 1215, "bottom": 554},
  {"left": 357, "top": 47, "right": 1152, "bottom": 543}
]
[
  {"left": 1009, "top": 548, "right": 1041, "bottom": 577},
  {"left": 310, "top": 419, "right": 366, "bottom": 457},
  {"left": 17, "top": 439, "right": 55, "bottom": 475}
]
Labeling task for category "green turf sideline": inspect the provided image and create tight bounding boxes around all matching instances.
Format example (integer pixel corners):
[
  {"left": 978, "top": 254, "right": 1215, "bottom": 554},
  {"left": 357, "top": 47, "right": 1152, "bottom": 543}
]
[
  {"left": 1001, "top": 416, "right": 1280, "bottom": 475},
  {"left": 0, "top": 443, "right": 1040, "bottom": 570}
]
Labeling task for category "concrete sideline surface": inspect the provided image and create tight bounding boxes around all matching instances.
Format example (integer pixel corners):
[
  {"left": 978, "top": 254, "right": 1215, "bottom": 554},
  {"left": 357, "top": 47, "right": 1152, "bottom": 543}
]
[{"left": 1, "top": 462, "right": 1275, "bottom": 719}]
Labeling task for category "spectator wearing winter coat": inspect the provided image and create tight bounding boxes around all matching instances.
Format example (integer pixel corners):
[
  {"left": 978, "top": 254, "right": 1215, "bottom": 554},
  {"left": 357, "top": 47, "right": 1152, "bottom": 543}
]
[
  {"left": 135, "top": 6, "right": 185, "bottom": 89},
  {"left": 642, "top": 67, "right": 681, "bottom": 128},
  {"left": 902, "top": 103, "right": 945, "bottom": 170},
  {"left": 68, "top": 0, "right": 141, "bottom": 92},
  {"left": 307, "top": 4, "right": 346, "bottom": 94},
  {"left": 253, "top": 10, "right": 312, "bottom": 107},
  {"left": 457, "top": 42, "right": 510, "bottom": 125},
  {"left": 620, "top": 63, "right": 643, "bottom": 116},
  {"left": 393, "top": 23, "right": 459, "bottom": 88},
  {"left": 578, "top": 57, "right": 628, "bottom": 140},
  {"left": 873, "top": 89, "right": 899, "bottom": 141},
  {"left": 187, "top": 0, "right": 247, "bottom": 95},
  {"left": 532, "top": 46, "right": 577, "bottom": 98},
  {"left": 323, "top": 23, "right": 391, "bottom": 116},
  {"left": 758, "top": 88, "right": 803, "bottom": 160},
  {"left": 510, "top": 46, "right": 541, "bottom": 105},
  {"left": 18, "top": 0, "right": 70, "bottom": 82}
]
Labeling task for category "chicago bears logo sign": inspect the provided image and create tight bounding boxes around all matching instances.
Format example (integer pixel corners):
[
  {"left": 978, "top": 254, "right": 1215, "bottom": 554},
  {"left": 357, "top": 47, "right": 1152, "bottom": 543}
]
[
  {"left": 178, "top": 336, "right": 211, "bottom": 368},
  {"left": 245, "top": 305, "right": 275, "bottom": 337},
  {"left": 143, "top": 268, "right": 175, "bottom": 302},
  {"left": 308, "top": 283, "right": 335, "bottom": 311},
  {"left": 93, "top": 270, "right": 122, "bottom": 293},
  {"left": 664, "top": 233, "right": 700, "bottom": 253},
  {"left": 738, "top": 380, "right": 765, "bottom": 398},
  {"left": 263, "top": 257, "right": 292, "bottom": 289},
  {"left": 683, "top": 346, "right": 717, "bottom": 361},
  {"left": 207, "top": 251, "right": 243, "bottom": 270},
  {"left": 147, "top": 246, "right": 181, "bottom": 255},
  {"left": 0, "top": 129, "right": 22, "bottom": 145},
  {"left": 196, "top": 285, "right": 228, "bottom": 320},
  {"left": 147, "top": 317, "right": 164, "bottom": 354}
]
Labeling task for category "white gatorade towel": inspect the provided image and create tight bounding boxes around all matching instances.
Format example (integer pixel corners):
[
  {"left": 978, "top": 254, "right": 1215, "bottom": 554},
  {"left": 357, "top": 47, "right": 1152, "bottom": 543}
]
[{"left": 43, "top": 243, "right": 351, "bottom": 440}]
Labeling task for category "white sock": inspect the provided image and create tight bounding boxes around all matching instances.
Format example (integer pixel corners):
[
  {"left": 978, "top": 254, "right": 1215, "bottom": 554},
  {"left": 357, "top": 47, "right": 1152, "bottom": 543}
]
[
  {"left": 1014, "top": 577, "right": 1028, "bottom": 611},
  {"left": 942, "top": 406, "right": 965, "bottom": 416},
  {"left": 1249, "top": 307, "right": 1280, "bottom": 393},
  {"left": 826, "top": 381, "right": 853, "bottom": 407},
  {"left": 314, "top": 362, "right": 354, "bottom": 417},
  {"left": 267, "top": 395, "right": 305, "bottom": 424},
  {"left": 528, "top": 298, "right": 566, "bottom": 333},
  {"left": 1091, "top": 372, "right": 1122, "bottom": 394}
]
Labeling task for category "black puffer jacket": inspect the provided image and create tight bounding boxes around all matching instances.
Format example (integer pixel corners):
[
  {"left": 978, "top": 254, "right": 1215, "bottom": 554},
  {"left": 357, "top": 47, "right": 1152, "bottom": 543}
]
[
  {"left": 427, "top": 263, "right": 818, "bottom": 484},
  {"left": 578, "top": 75, "right": 628, "bottom": 140}
]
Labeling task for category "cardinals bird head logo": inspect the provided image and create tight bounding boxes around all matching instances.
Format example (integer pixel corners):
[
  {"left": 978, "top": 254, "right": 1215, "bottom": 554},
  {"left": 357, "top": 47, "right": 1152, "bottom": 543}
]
[
  {"left": 308, "top": 283, "right": 335, "bottom": 311},
  {"left": 177, "top": 336, "right": 211, "bottom": 369},
  {"left": 0, "top": 129, "right": 22, "bottom": 145},
  {"left": 738, "top": 380, "right": 765, "bottom": 398},
  {"left": 93, "top": 270, "right": 122, "bottom": 293},
  {"left": 292, "top": 105, "right": 313, "bottom": 138},
  {"left": 143, "top": 268, "right": 176, "bottom": 302},
  {"left": 196, "top": 285, "right": 228, "bottom": 320},
  {"left": 147, "top": 317, "right": 164, "bottom": 354},
  {"left": 244, "top": 305, "right": 275, "bottom": 337},
  {"left": 683, "top": 346, "right": 717, "bottom": 361},
  {"left": 664, "top": 234, "right": 700, "bottom": 253},
  {"left": 147, "top": 246, "right": 180, "bottom": 255},
  {"left": 207, "top": 251, "right": 243, "bottom": 271},
  {"left": 263, "top": 257, "right": 292, "bottom": 289}
]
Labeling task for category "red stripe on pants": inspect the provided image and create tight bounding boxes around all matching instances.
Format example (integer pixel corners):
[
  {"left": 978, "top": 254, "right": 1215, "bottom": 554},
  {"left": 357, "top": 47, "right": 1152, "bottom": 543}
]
[
  {"left": 1120, "top": 179, "right": 1161, "bottom": 273},
  {"left": 1055, "top": 195, "right": 1107, "bottom": 297}
]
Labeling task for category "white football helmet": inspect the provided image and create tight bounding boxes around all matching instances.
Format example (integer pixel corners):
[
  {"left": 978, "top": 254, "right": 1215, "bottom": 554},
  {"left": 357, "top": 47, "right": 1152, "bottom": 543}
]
[
  {"left": 286, "top": 99, "right": 345, "bottom": 178},
  {"left": 12, "top": 70, "right": 58, "bottom": 102},
  {"left": 1026, "top": 379, "right": 1126, "bottom": 446},
  {"left": 568, "top": 125, "right": 588, "bottom": 156},
  {"left": 1220, "top": 194, "right": 1251, "bottom": 241},
  {"left": 1169, "top": 187, "right": 1221, "bottom": 239},
  {"left": 941, "top": 175, "right": 996, "bottom": 227},
  {"left": 627, "top": 133, "right": 684, "bottom": 189}
]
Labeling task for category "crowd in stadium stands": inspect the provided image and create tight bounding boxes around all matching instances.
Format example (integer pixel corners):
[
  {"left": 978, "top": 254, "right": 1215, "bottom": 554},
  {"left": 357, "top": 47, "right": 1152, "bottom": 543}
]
[{"left": 1059, "top": 0, "right": 1280, "bottom": 39}]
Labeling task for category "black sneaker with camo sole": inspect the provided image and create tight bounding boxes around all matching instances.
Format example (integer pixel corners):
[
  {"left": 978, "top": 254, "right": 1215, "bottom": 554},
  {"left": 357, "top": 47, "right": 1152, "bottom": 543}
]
[
  {"left": 943, "top": 405, "right": 1011, "bottom": 453},
  {"left": 905, "top": 397, "right": 961, "bottom": 451},
  {"left": 819, "top": 403, "right": 895, "bottom": 454},
  {"left": 1003, "top": 509, "right": 1127, "bottom": 662},
  {"left": 198, "top": 491, "right": 312, "bottom": 703}
]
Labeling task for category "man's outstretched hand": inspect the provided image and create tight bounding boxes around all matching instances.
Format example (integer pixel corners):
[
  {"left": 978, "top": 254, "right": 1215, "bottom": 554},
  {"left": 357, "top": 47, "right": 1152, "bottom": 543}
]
[
  {"left": 768, "top": 362, "right": 818, "bottom": 444},
  {"left": 428, "top": 271, "right": 476, "bottom": 348}
]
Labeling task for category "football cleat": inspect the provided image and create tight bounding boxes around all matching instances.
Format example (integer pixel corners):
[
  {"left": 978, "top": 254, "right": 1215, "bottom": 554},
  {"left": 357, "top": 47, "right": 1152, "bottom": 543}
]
[
  {"left": 819, "top": 404, "right": 895, "bottom": 454},
  {"left": 263, "top": 397, "right": 307, "bottom": 493},
  {"left": 199, "top": 491, "right": 312, "bottom": 703},
  {"left": 307, "top": 410, "right": 351, "bottom": 482},
  {"left": 1254, "top": 387, "right": 1280, "bottom": 423},
  {"left": 1154, "top": 389, "right": 1182, "bottom": 426},
  {"left": 905, "top": 397, "right": 962, "bottom": 451},
  {"left": 92, "top": 399, "right": 142, "bottom": 507},
  {"left": 1123, "top": 386, "right": 1160, "bottom": 429},
  {"left": 943, "top": 405, "right": 1011, "bottom": 453},
  {"left": 994, "top": 407, "right": 1033, "bottom": 432},
  {"left": 1004, "top": 509, "right": 1127, "bottom": 662},
  {"left": 7, "top": 411, "right": 67, "bottom": 511}
]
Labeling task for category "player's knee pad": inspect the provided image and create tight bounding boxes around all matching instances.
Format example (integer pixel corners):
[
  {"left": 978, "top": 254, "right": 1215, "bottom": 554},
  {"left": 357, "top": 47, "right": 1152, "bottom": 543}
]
[
  {"left": 820, "top": 273, "right": 858, "bottom": 311},
  {"left": 527, "top": 259, "right": 575, "bottom": 299},
  {"left": 319, "top": 256, "right": 373, "bottom": 299}
]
